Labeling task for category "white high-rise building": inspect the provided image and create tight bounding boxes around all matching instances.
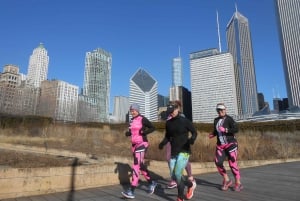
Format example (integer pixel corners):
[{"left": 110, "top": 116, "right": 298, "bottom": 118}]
[
  {"left": 190, "top": 49, "right": 238, "bottom": 123},
  {"left": 26, "top": 43, "right": 49, "bottom": 88},
  {"left": 129, "top": 68, "right": 158, "bottom": 121},
  {"left": 83, "top": 48, "right": 112, "bottom": 122},
  {"left": 275, "top": 0, "right": 300, "bottom": 108}
]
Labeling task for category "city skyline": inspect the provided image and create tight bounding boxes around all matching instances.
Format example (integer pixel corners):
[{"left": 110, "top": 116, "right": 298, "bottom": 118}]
[{"left": 0, "top": 1, "right": 287, "bottom": 112}]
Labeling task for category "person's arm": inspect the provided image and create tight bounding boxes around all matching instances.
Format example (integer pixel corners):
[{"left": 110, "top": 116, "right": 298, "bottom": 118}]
[
  {"left": 159, "top": 122, "right": 170, "bottom": 149},
  {"left": 158, "top": 136, "right": 169, "bottom": 149},
  {"left": 186, "top": 119, "right": 197, "bottom": 144},
  {"left": 227, "top": 116, "right": 238, "bottom": 134},
  {"left": 208, "top": 118, "right": 217, "bottom": 138},
  {"left": 140, "top": 116, "right": 155, "bottom": 135}
]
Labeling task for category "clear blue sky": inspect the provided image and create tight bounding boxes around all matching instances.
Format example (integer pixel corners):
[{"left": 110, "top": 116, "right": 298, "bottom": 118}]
[{"left": 0, "top": 0, "right": 286, "bottom": 112}]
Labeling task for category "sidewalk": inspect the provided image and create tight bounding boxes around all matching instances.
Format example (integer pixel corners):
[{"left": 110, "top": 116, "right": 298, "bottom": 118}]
[{"left": 3, "top": 161, "right": 300, "bottom": 201}]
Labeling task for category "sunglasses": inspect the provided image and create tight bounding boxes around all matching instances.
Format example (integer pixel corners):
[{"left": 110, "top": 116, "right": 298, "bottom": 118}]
[{"left": 216, "top": 109, "right": 225, "bottom": 112}]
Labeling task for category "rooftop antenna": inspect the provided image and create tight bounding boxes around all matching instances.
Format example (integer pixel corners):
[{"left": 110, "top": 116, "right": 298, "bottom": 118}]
[
  {"left": 216, "top": 10, "right": 222, "bottom": 53},
  {"left": 235, "top": 2, "right": 238, "bottom": 17},
  {"left": 178, "top": 45, "right": 181, "bottom": 57},
  {"left": 276, "top": 85, "right": 281, "bottom": 98}
]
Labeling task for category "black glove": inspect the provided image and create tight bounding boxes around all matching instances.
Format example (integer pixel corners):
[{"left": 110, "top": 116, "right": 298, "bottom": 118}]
[
  {"left": 158, "top": 142, "right": 164, "bottom": 150},
  {"left": 125, "top": 131, "right": 131, "bottom": 137},
  {"left": 188, "top": 138, "right": 195, "bottom": 145}
]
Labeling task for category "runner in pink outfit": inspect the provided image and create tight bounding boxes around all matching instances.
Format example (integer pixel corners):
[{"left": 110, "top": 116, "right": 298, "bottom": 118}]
[
  {"left": 209, "top": 103, "right": 243, "bottom": 191},
  {"left": 121, "top": 103, "right": 157, "bottom": 199}
]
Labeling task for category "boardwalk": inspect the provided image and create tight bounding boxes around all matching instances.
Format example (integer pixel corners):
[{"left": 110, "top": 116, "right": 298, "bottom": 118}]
[{"left": 3, "top": 161, "right": 300, "bottom": 201}]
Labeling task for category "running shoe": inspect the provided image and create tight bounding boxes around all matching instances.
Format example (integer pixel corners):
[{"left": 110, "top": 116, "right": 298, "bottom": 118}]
[
  {"left": 121, "top": 189, "right": 135, "bottom": 199},
  {"left": 221, "top": 180, "right": 232, "bottom": 191},
  {"left": 148, "top": 181, "right": 157, "bottom": 194},
  {"left": 177, "top": 197, "right": 184, "bottom": 201},
  {"left": 234, "top": 183, "right": 244, "bottom": 191},
  {"left": 186, "top": 179, "right": 196, "bottom": 199},
  {"left": 167, "top": 180, "right": 177, "bottom": 189}
]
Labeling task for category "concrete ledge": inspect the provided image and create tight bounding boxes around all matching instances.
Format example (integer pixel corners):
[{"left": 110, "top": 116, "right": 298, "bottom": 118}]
[{"left": 1, "top": 158, "right": 300, "bottom": 199}]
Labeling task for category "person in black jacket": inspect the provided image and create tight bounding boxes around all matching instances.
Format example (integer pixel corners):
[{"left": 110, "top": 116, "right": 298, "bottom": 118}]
[
  {"left": 165, "top": 100, "right": 195, "bottom": 189},
  {"left": 159, "top": 103, "right": 197, "bottom": 201},
  {"left": 209, "top": 103, "right": 243, "bottom": 192}
]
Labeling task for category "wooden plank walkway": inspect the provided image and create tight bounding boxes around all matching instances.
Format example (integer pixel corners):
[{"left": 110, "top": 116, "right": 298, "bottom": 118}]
[{"left": 3, "top": 161, "right": 300, "bottom": 201}]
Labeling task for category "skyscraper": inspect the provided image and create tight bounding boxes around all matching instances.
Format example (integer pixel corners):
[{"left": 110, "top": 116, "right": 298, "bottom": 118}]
[
  {"left": 170, "top": 48, "right": 192, "bottom": 119},
  {"left": 226, "top": 8, "right": 258, "bottom": 118},
  {"left": 190, "top": 49, "right": 238, "bottom": 123},
  {"left": 38, "top": 80, "right": 78, "bottom": 122},
  {"left": 83, "top": 48, "right": 112, "bottom": 122},
  {"left": 172, "top": 52, "right": 183, "bottom": 87},
  {"left": 129, "top": 68, "right": 158, "bottom": 121},
  {"left": 170, "top": 47, "right": 183, "bottom": 100},
  {"left": 0, "top": 64, "right": 21, "bottom": 114},
  {"left": 112, "top": 96, "right": 129, "bottom": 123},
  {"left": 26, "top": 43, "right": 49, "bottom": 88},
  {"left": 275, "top": 0, "right": 300, "bottom": 108}
]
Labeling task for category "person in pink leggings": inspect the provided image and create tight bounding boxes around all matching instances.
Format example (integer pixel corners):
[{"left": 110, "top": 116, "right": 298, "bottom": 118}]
[
  {"left": 209, "top": 103, "right": 243, "bottom": 191},
  {"left": 121, "top": 103, "right": 157, "bottom": 199}
]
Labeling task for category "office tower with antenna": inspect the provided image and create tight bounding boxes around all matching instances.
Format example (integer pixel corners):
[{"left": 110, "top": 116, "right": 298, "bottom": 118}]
[{"left": 226, "top": 5, "right": 259, "bottom": 119}]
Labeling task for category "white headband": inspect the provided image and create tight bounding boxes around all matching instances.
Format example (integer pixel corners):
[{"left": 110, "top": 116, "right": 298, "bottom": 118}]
[{"left": 216, "top": 105, "right": 226, "bottom": 110}]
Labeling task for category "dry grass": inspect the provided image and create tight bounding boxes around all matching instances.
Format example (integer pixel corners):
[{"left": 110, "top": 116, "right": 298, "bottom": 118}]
[{"left": 0, "top": 122, "right": 300, "bottom": 168}]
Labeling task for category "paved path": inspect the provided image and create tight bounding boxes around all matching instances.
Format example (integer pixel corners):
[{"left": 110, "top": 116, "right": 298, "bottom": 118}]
[{"left": 3, "top": 161, "right": 300, "bottom": 201}]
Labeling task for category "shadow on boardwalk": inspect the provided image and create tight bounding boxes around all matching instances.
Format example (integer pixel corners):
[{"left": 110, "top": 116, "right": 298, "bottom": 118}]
[{"left": 3, "top": 161, "right": 300, "bottom": 201}]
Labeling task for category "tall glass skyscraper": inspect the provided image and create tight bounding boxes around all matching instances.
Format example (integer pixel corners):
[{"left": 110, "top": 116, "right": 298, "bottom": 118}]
[
  {"left": 275, "top": 0, "right": 300, "bottom": 108},
  {"left": 170, "top": 49, "right": 184, "bottom": 103},
  {"left": 26, "top": 43, "right": 49, "bottom": 88},
  {"left": 129, "top": 68, "right": 158, "bottom": 121},
  {"left": 172, "top": 56, "right": 183, "bottom": 87},
  {"left": 226, "top": 9, "right": 258, "bottom": 118},
  {"left": 83, "top": 48, "right": 112, "bottom": 122}
]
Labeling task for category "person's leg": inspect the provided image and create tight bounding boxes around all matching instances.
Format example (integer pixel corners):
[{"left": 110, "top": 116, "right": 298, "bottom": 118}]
[
  {"left": 185, "top": 161, "right": 194, "bottom": 181},
  {"left": 182, "top": 156, "right": 196, "bottom": 199},
  {"left": 173, "top": 153, "right": 189, "bottom": 200},
  {"left": 226, "top": 143, "right": 243, "bottom": 191},
  {"left": 138, "top": 146, "right": 157, "bottom": 194},
  {"left": 166, "top": 143, "right": 177, "bottom": 188},
  {"left": 166, "top": 142, "right": 171, "bottom": 163},
  {"left": 215, "top": 145, "right": 232, "bottom": 190},
  {"left": 169, "top": 156, "right": 176, "bottom": 181},
  {"left": 121, "top": 150, "right": 141, "bottom": 199}
]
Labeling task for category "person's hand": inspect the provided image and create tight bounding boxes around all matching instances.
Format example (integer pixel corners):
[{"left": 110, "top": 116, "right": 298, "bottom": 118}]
[
  {"left": 125, "top": 131, "right": 131, "bottom": 137},
  {"left": 158, "top": 142, "right": 164, "bottom": 150},
  {"left": 208, "top": 133, "right": 215, "bottom": 139},
  {"left": 218, "top": 126, "right": 226, "bottom": 132}
]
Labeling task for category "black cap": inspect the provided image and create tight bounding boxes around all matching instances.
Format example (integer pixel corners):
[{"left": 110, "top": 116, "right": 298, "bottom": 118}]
[{"left": 166, "top": 104, "right": 178, "bottom": 114}]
